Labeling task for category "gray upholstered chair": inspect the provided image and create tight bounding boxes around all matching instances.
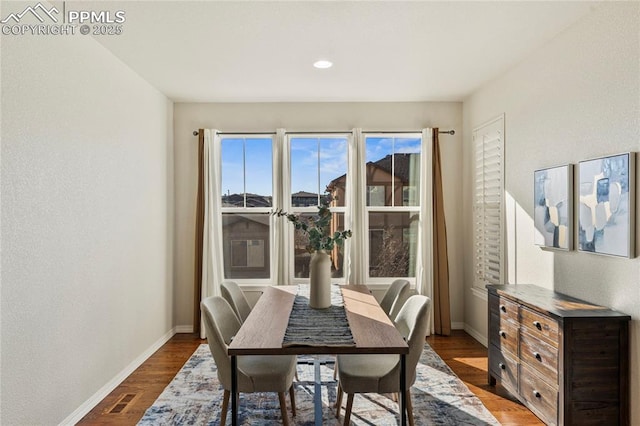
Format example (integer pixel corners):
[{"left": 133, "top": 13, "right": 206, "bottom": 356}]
[
  {"left": 335, "top": 295, "right": 431, "bottom": 426},
  {"left": 220, "top": 280, "right": 252, "bottom": 323},
  {"left": 201, "top": 296, "right": 297, "bottom": 426},
  {"left": 380, "top": 279, "right": 411, "bottom": 318}
]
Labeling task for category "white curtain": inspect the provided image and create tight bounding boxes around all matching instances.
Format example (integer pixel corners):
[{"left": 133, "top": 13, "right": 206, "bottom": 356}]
[
  {"left": 416, "top": 128, "right": 434, "bottom": 333},
  {"left": 200, "top": 129, "right": 225, "bottom": 338},
  {"left": 272, "top": 128, "right": 291, "bottom": 285},
  {"left": 344, "top": 128, "right": 367, "bottom": 285}
]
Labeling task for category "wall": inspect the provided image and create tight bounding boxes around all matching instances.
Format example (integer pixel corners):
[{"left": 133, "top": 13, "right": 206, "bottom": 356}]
[
  {"left": 463, "top": 3, "right": 640, "bottom": 423},
  {"left": 173, "top": 102, "right": 463, "bottom": 328},
  {"left": 1, "top": 26, "right": 174, "bottom": 425}
]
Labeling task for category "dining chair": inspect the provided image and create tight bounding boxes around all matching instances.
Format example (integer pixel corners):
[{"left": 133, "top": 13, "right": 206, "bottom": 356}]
[
  {"left": 201, "top": 296, "right": 297, "bottom": 426},
  {"left": 380, "top": 279, "right": 411, "bottom": 318},
  {"left": 220, "top": 280, "right": 252, "bottom": 323},
  {"left": 335, "top": 295, "right": 431, "bottom": 426}
]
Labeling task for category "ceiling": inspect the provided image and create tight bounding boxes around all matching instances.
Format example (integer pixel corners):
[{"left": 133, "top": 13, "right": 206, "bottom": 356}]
[{"left": 92, "top": 1, "right": 598, "bottom": 103}]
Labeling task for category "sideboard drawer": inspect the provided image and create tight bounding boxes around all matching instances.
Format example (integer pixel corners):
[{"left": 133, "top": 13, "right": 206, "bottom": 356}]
[
  {"left": 520, "top": 306, "right": 559, "bottom": 346},
  {"left": 489, "top": 312, "right": 519, "bottom": 356},
  {"left": 520, "top": 364, "right": 559, "bottom": 426},
  {"left": 489, "top": 293, "right": 519, "bottom": 323},
  {"left": 488, "top": 343, "right": 518, "bottom": 394},
  {"left": 520, "top": 329, "right": 558, "bottom": 382}
]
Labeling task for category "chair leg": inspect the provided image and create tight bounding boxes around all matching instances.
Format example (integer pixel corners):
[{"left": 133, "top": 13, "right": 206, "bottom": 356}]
[
  {"left": 406, "top": 389, "right": 415, "bottom": 426},
  {"left": 220, "top": 390, "right": 230, "bottom": 426},
  {"left": 343, "top": 393, "right": 354, "bottom": 426},
  {"left": 289, "top": 385, "right": 296, "bottom": 416},
  {"left": 278, "top": 392, "right": 289, "bottom": 426},
  {"left": 335, "top": 382, "right": 343, "bottom": 418},
  {"left": 333, "top": 357, "right": 338, "bottom": 380}
]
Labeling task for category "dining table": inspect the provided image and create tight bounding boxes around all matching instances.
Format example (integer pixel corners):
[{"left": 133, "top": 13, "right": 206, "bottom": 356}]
[{"left": 227, "top": 284, "right": 409, "bottom": 426}]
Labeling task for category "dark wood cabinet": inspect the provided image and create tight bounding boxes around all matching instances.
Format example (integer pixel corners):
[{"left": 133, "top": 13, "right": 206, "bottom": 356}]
[{"left": 487, "top": 284, "right": 630, "bottom": 425}]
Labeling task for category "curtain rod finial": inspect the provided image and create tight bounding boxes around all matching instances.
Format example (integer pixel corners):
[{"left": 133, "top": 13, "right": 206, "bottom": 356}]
[{"left": 193, "top": 130, "right": 199, "bottom": 136}]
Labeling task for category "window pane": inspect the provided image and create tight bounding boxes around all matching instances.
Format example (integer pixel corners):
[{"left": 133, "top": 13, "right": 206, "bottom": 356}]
[
  {"left": 245, "top": 138, "right": 272, "bottom": 207},
  {"left": 365, "top": 136, "right": 421, "bottom": 206},
  {"left": 291, "top": 137, "right": 347, "bottom": 207},
  {"left": 221, "top": 137, "right": 272, "bottom": 207},
  {"left": 320, "top": 138, "right": 347, "bottom": 207},
  {"left": 221, "top": 138, "right": 244, "bottom": 207},
  {"left": 293, "top": 212, "right": 346, "bottom": 279},
  {"left": 366, "top": 137, "right": 393, "bottom": 206},
  {"left": 395, "top": 138, "right": 421, "bottom": 206},
  {"left": 368, "top": 212, "right": 418, "bottom": 277},
  {"left": 222, "top": 213, "right": 270, "bottom": 279}
]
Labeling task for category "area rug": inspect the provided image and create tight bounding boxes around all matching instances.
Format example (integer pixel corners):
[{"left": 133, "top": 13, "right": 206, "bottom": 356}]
[{"left": 138, "top": 344, "right": 500, "bottom": 425}]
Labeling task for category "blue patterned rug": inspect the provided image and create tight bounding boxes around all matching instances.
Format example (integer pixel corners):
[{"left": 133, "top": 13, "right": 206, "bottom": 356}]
[{"left": 139, "top": 344, "right": 500, "bottom": 425}]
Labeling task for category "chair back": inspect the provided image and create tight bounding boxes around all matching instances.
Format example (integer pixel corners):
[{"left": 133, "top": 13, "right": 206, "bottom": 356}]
[
  {"left": 201, "top": 296, "right": 242, "bottom": 390},
  {"left": 388, "top": 283, "right": 413, "bottom": 320},
  {"left": 394, "top": 295, "right": 431, "bottom": 387},
  {"left": 221, "top": 280, "right": 252, "bottom": 323},
  {"left": 379, "top": 279, "right": 410, "bottom": 315}
]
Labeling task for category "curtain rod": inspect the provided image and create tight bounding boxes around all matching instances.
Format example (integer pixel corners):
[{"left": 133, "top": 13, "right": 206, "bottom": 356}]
[{"left": 192, "top": 129, "right": 455, "bottom": 136}]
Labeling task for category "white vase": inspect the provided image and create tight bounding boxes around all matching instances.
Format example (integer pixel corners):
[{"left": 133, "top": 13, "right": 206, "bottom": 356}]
[{"left": 309, "top": 250, "right": 332, "bottom": 309}]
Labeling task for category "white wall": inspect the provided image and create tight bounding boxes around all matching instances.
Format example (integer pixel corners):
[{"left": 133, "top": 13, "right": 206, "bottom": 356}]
[
  {"left": 173, "top": 102, "right": 464, "bottom": 328},
  {"left": 463, "top": 2, "right": 640, "bottom": 423},
  {"left": 1, "top": 28, "right": 174, "bottom": 424}
]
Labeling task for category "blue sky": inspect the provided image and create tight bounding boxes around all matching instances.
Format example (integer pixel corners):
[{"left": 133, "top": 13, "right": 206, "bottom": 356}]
[{"left": 221, "top": 136, "right": 421, "bottom": 197}]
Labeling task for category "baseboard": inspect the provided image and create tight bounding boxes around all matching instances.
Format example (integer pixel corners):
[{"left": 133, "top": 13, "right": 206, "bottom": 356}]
[
  {"left": 463, "top": 323, "right": 488, "bottom": 347},
  {"left": 59, "top": 327, "right": 177, "bottom": 425},
  {"left": 174, "top": 325, "right": 194, "bottom": 333},
  {"left": 451, "top": 321, "right": 465, "bottom": 330}
]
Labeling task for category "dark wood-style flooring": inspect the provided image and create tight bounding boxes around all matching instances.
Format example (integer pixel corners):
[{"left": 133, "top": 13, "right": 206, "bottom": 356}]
[{"left": 78, "top": 330, "right": 542, "bottom": 425}]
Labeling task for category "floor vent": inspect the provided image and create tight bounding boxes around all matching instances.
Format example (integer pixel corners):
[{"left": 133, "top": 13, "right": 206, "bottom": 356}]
[{"left": 106, "top": 393, "right": 139, "bottom": 414}]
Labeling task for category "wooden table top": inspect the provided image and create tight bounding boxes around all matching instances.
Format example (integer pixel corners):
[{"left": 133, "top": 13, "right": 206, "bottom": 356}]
[{"left": 228, "top": 285, "right": 409, "bottom": 356}]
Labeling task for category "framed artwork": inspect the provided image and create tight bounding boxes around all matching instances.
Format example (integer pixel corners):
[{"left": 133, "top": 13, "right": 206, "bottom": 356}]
[
  {"left": 534, "top": 164, "right": 573, "bottom": 250},
  {"left": 578, "top": 152, "right": 635, "bottom": 258}
]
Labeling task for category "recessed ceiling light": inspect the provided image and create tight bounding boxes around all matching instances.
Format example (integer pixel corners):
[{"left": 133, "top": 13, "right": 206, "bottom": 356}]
[{"left": 313, "top": 60, "right": 333, "bottom": 69}]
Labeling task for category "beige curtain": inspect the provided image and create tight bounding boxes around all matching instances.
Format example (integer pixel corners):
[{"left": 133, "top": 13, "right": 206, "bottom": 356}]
[
  {"left": 193, "top": 130, "right": 205, "bottom": 335},
  {"left": 432, "top": 129, "right": 451, "bottom": 335}
]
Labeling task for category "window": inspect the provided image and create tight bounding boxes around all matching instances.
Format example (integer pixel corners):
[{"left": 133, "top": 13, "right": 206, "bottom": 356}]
[
  {"left": 213, "top": 130, "right": 430, "bottom": 287},
  {"left": 289, "top": 135, "right": 348, "bottom": 280},
  {"left": 473, "top": 115, "right": 505, "bottom": 289},
  {"left": 221, "top": 136, "right": 273, "bottom": 281},
  {"left": 365, "top": 135, "right": 421, "bottom": 282}
]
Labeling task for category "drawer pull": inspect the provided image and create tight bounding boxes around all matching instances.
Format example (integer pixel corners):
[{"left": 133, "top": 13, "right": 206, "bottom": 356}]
[
  {"left": 499, "top": 330, "right": 507, "bottom": 338},
  {"left": 500, "top": 305, "right": 507, "bottom": 313},
  {"left": 533, "top": 320, "right": 542, "bottom": 330},
  {"left": 533, "top": 390, "right": 541, "bottom": 398},
  {"left": 534, "top": 352, "right": 542, "bottom": 361},
  {"left": 498, "top": 362, "right": 506, "bottom": 370}
]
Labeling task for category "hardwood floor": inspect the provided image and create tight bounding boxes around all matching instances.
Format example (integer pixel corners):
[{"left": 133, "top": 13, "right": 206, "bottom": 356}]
[{"left": 78, "top": 330, "right": 542, "bottom": 425}]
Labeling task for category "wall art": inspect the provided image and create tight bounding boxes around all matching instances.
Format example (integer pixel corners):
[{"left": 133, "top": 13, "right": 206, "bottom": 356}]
[{"left": 578, "top": 152, "right": 635, "bottom": 257}]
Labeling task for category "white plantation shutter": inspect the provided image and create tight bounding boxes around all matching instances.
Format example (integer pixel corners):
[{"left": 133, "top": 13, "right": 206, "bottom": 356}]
[{"left": 473, "top": 115, "right": 505, "bottom": 288}]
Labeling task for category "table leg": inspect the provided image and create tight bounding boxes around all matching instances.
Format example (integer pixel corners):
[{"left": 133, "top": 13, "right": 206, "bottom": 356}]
[
  {"left": 314, "top": 359, "right": 322, "bottom": 426},
  {"left": 400, "top": 354, "right": 407, "bottom": 426},
  {"left": 231, "top": 355, "right": 238, "bottom": 426}
]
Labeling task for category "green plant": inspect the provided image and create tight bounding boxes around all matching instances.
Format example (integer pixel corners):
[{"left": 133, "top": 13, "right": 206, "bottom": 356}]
[{"left": 272, "top": 192, "right": 352, "bottom": 253}]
